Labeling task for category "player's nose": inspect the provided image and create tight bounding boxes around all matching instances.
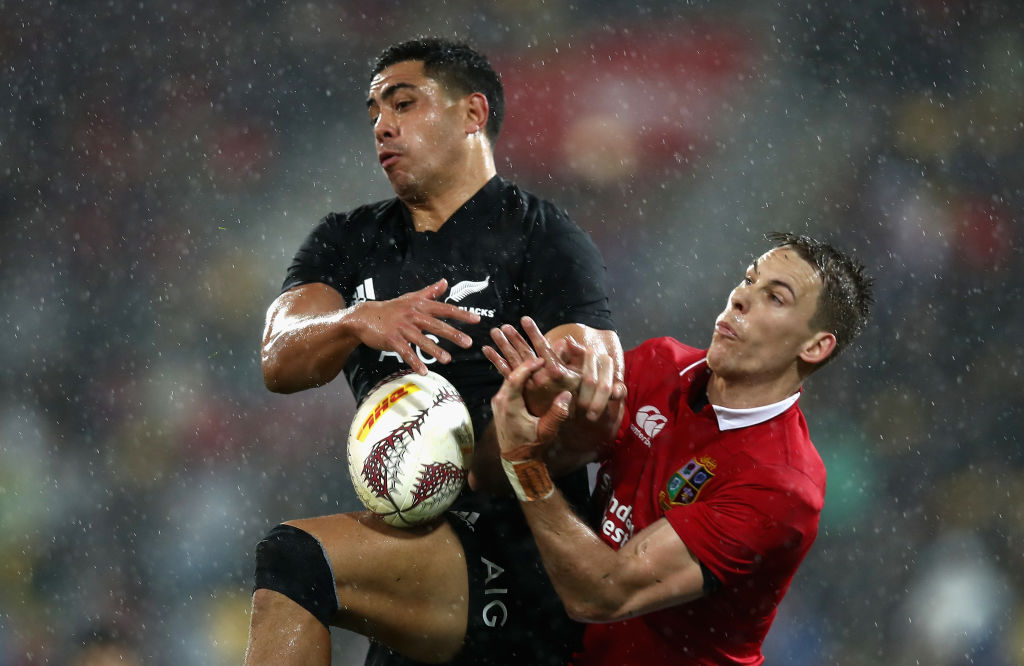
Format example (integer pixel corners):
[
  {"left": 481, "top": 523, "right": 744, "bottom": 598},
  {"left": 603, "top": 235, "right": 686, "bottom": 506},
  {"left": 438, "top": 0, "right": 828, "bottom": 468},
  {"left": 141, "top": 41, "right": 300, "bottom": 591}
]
[
  {"left": 374, "top": 111, "right": 397, "bottom": 142},
  {"left": 730, "top": 286, "right": 749, "bottom": 314}
]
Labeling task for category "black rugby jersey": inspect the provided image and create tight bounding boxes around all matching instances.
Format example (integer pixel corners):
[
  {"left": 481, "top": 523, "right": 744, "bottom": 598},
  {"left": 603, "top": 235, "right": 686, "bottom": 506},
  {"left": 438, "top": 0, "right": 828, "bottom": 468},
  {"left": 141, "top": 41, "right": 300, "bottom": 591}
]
[{"left": 282, "top": 176, "right": 615, "bottom": 427}]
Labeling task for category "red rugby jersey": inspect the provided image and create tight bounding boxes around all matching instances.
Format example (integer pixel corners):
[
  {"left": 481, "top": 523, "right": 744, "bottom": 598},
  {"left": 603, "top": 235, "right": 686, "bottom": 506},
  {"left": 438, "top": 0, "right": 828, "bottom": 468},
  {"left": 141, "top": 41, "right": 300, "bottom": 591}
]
[{"left": 574, "top": 337, "right": 825, "bottom": 665}]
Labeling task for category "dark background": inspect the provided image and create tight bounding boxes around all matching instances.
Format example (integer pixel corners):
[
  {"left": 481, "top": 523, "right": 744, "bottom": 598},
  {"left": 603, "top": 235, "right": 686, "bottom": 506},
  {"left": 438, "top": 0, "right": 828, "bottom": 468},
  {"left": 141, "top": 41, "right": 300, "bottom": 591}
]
[{"left": 3, "top": 1, "right": 1022, "bottom": 664}]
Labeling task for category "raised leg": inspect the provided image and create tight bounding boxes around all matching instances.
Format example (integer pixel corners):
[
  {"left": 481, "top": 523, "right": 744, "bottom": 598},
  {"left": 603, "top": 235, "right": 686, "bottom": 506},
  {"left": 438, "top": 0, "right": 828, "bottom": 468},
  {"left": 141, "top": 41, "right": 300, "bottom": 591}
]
[{"left": 244, "top": 511, "right": 469, "bottom": 665}]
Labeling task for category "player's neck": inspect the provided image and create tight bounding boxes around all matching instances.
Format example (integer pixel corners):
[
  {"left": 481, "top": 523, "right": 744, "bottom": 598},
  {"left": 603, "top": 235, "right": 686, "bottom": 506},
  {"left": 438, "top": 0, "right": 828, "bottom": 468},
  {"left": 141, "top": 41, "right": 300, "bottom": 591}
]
[
  {"left": 406, "top": 151, "right": 496, "bottom": 232},
  {"left": 706, "top": 370, "right": 802, "bottom": 409}
]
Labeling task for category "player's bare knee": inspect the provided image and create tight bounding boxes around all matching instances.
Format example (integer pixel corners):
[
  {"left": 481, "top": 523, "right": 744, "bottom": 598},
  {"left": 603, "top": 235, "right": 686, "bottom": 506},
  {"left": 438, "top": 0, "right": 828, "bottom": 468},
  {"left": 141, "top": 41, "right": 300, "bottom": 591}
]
[{"left": 253, "top": 523, "right": 339, "bottom": 628}]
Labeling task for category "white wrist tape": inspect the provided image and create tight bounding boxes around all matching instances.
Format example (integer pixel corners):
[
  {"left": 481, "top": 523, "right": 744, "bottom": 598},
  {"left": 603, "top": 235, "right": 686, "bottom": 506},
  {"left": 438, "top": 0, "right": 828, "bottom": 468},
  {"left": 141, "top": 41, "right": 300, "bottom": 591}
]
[{"left": 500, "top": 455, "right": 555, "bottom": 502}]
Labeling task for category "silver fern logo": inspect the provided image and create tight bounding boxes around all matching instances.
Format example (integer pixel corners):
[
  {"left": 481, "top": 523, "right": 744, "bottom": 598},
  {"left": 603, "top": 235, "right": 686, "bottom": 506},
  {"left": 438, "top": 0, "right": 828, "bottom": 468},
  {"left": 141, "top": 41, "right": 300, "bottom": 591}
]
[
  {"left": 445, "top": 276, "right": 491, "bottom": 303},
  {"left": 444, "top": 276, "right": 495, "bottom": 318}
]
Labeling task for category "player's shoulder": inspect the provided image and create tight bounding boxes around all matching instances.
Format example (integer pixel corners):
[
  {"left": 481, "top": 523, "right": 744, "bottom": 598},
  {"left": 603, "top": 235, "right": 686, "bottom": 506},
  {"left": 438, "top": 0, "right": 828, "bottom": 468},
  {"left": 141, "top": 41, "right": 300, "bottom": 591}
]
[
  {"left": 502, "top": 178, "right": 577, "bottom": 230},
  {"left": 740, "top": 451, "right": 826, "bottom": 512},
  {"left": 321, "top": 198, "right": 401, "bottom": 231},
  {"left": 736, "top": 408, "right": 825, "bottom": 494},
  {"left": 622, "top": 338, "right": 706, "bottom": 399},
  {"left": 629, "top": 337, "right": 705, "bottom": 370}
]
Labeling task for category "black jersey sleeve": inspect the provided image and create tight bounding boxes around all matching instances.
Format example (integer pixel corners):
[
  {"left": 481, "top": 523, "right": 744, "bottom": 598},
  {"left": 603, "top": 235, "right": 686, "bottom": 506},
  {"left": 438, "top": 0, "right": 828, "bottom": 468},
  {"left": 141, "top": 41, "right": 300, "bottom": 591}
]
[
  {"left": 521, "top": 201, "right": 615, "bottom": 333},
  {"left": 281, "top": 213, "right": 356, "bottom": 298}
]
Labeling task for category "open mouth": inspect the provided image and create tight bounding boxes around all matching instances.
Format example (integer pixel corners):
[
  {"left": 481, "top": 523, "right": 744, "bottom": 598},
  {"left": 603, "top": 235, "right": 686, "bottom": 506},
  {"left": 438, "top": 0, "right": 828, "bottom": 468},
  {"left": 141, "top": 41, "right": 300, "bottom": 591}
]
[
  {"left": 715, "top": 320, "right": 738, "bottom": 339},
  {"left": 378, "top": 150, "right": 400, "bottom": 169}
]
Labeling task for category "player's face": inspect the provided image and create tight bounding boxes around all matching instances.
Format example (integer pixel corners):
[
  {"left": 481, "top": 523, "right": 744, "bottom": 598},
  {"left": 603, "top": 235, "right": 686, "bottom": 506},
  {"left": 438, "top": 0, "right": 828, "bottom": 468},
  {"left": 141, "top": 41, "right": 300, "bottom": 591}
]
[
  {"left": 707, "top": 247, "right": 824, "bottom": 381},
  {"left": 366, "top": 60, "right": 468, "bottom": 201}
]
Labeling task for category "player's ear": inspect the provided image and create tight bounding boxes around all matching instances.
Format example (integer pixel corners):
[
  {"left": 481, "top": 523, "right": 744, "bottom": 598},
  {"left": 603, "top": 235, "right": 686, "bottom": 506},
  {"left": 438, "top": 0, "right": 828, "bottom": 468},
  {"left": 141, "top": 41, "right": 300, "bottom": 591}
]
[
  {"left": 464, "top": 92, "right": 489, "bottom": 136},
  {"left": 798, "top": 331, "right": 836, "bottom": 366}
]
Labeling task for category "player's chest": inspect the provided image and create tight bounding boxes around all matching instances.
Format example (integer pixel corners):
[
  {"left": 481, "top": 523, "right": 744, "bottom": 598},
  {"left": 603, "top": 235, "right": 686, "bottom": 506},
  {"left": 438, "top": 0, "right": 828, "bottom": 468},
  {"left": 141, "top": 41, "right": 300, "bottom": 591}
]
[
  {"left": 350, "top": 260, "right": 516, "bottom": 326},
  {"left": 616, "top": 413, "right": 729, "bottom": 511}
]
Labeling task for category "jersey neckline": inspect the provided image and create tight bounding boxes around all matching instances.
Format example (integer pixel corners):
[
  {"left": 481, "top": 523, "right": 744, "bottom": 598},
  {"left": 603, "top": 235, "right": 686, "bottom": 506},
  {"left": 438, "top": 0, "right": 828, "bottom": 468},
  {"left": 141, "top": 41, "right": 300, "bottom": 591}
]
[{"left": 399, "top": 175, "right": 505, "bottom": 236}]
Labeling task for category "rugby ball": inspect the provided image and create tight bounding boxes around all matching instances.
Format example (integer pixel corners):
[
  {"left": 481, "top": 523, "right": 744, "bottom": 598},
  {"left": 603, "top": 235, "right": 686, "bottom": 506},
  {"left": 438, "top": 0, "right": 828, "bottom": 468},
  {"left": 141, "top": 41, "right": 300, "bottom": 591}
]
[{"left": 347, "top": 370, "right": 474, "bottom": 527}]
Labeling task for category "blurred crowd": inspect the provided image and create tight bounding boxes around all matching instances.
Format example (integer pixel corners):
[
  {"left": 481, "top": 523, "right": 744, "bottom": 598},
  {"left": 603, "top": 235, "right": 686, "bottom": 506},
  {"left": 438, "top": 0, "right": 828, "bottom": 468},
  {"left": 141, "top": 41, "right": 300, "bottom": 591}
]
[{"left": 2, "top": 1, "right": 1022, "bottom": 664}]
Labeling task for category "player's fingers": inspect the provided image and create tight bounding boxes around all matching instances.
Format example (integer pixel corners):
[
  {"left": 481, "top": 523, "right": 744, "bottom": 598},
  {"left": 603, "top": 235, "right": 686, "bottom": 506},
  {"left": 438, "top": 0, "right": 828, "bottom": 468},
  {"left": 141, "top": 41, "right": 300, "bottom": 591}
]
[
  {"left": 576, "top": 349, "right": 600, "bottom": 412},
  {"left": 492, "top": 357, "right": 545, "bottom": 415},
  {"left": 482, "top": 345, "right": 512, "bottom": 378},
  {"left": 501, "top": 356, "right": 545, "bottom": 396},
  {"left": 558, "top": 335, "right": 588, "bottom": 370},
  {"left": 420, "top": 299, "right": 481, "bottom": 325},
  {"left": 500, "top": 324, "right": 538, "bottom": 362},
  {"left": 416, "top": 278, "right": 449, "bottom": 300},
  {"left": 489, "top": 326, "right": 525, "bottom": 368},
  {"left": 408, "top": 334, "right": 452, "bottom": 365},
  {"left": 392, "top": 339, "right": 427, "bottom": 375},
  {"left": 583, "top": 355, "right": 616, "bottom": 421},
  {"left": 415, "top": 314, "right": 474, "bottom": 349},
  {"left": 520, "top": 316, "right": 559, "bottom": 364},
  {"left": 492, "top": 362, "right": 549, "bottom": 454},
  {"left": 385, "top": 326, "right": 434, "bottom": 373},
  {"left": 536, "top": 390, "right": 571, "bottom": 444}
]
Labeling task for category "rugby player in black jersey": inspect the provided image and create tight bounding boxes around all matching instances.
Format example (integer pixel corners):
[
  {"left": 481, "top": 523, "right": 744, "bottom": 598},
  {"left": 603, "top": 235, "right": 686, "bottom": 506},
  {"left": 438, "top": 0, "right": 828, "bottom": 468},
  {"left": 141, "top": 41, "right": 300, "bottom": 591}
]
[{"left": 244, "top": 38, "right": 622, "bottom": 666}]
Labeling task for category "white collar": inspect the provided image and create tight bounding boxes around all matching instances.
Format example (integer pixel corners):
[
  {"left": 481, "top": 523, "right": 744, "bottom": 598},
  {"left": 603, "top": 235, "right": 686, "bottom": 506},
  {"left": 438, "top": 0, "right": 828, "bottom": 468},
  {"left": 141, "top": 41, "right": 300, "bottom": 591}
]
[
  {"left": 712, "top": 393, "right": 800, "bottom": 431},
  {"left": 681, "top": 358, "right": 800, "bottom": 431}
]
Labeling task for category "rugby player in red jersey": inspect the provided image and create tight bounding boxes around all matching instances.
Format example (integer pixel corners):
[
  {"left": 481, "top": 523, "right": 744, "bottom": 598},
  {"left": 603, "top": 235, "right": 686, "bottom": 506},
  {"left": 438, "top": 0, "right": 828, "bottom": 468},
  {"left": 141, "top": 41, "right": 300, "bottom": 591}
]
[{"left": 487, "top": 232, "right": 872, "bottom": 665}]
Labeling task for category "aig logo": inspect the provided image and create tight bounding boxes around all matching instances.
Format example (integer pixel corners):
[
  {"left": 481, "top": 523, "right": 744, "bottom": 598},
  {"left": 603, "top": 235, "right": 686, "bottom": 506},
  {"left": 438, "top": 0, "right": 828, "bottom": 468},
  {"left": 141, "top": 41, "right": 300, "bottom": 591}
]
[
  {"left": 635, "top": 406, "right": 667, "bottom": 438},
  {"left": 379, "top": 334, "right": 440, "bottom": 366},
  {"left": 481, "top": 556, "right": 508, "bottom": 627}
]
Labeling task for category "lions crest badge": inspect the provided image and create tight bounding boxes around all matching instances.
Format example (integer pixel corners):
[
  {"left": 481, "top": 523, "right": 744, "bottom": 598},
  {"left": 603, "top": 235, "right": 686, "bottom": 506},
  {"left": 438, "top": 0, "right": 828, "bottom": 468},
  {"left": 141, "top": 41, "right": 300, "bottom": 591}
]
[{"left": 659, "top": 456, "right": 717, "bottom": 510}]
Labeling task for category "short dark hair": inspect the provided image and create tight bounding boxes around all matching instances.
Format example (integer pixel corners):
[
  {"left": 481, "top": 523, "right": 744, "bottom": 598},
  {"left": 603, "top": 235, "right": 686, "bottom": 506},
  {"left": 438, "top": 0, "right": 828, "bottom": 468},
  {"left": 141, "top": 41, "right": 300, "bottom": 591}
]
[
  {"left": 372, "top": 38, "right": 505, "bottom": 145},
  {"left": 766, "top": 231, "right": 873, "bottom": 368}
]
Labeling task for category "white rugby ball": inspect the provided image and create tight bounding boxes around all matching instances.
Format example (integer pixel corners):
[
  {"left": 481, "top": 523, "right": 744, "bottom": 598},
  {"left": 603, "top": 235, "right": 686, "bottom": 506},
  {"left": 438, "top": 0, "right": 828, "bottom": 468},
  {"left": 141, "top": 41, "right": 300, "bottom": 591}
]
[{"left": 347, "top": 370, "right": 474, "bottom": 527}]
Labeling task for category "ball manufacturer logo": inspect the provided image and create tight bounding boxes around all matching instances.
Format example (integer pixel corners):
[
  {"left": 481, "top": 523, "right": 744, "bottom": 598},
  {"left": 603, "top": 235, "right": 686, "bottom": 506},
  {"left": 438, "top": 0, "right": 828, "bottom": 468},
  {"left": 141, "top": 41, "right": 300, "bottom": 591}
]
[
  {"left": 356, "top": 383, "right": 420, "bottom": 441},
  {"left": 635, "top": 405, "right": 667, "bottom": 438}
]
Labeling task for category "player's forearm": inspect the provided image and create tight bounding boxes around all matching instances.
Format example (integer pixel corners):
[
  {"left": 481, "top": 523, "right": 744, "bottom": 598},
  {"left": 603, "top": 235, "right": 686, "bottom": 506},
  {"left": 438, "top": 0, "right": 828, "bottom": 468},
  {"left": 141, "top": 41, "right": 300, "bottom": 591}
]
[
  {"left": 519, "top": 493, "right": 634, "bottom": 623},
  {"left": 261, "top": 308, "right": 363, "bottom": 393},
  {"left": 522, "top": 495, "right": 706, "bottom": 624}
]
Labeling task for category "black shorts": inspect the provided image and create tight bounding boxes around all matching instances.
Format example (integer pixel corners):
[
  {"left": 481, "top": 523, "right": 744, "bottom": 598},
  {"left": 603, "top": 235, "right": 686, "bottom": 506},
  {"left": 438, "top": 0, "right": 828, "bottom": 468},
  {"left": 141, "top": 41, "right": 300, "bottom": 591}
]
[{"left": 363, "top": 472, "right": 589, "bottom": 666}]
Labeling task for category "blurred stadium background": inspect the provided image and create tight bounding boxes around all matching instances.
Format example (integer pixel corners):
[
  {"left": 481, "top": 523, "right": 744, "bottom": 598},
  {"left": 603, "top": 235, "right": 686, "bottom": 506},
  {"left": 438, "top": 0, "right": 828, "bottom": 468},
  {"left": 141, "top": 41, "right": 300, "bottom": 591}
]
[{"left": 2, "top": 1, "right": 1022, "bottom": 664}]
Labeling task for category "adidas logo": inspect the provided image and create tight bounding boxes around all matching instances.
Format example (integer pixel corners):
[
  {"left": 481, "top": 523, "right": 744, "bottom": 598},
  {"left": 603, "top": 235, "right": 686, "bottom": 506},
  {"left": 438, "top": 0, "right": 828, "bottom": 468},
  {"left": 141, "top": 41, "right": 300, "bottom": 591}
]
[
  {"left": 449, "top": 511, "right": 480, "bottom": 531},
  {"left": 351, "top": 278, "right": 376, "bottom": 305}
]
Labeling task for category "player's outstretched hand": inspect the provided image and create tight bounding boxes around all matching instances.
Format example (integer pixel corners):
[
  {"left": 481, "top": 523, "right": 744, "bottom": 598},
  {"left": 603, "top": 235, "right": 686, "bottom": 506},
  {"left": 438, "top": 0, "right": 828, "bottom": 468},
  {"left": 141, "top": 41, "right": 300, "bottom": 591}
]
[
  {"left": 354, "top": 279, "right": 480, "bottom": 374},
  {"left": 483, "top": 316, "right": 581, "bottom": 413},
  {"left": 483, "top": 316, "right": 574, "bottom": 379},
  {"left": 483, "top": 316, "right": 624, "bottom": 422},
  {"left": 491, "top": 357, "right": 571, "bottom": 458}
]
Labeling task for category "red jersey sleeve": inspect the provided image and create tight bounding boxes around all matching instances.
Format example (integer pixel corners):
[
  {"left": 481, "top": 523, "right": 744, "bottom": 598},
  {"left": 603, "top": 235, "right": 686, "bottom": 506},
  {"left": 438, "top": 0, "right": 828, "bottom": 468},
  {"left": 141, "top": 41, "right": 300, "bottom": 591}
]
[{"left": 664, "top": 461, "right": 822, "bottom": 587}]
